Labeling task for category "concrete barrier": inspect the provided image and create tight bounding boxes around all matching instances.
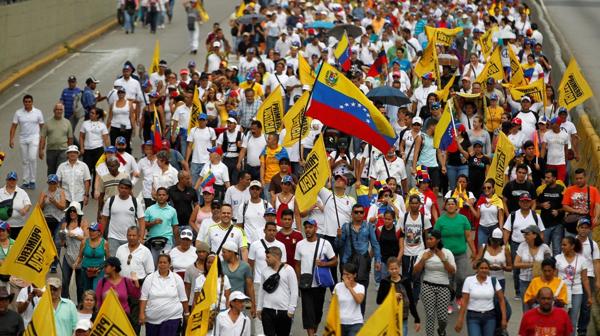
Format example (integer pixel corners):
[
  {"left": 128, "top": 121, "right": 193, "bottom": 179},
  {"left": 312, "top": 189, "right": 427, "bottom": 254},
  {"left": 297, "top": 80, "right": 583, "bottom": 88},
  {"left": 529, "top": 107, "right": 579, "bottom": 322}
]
[{"left": 0, "top": 0, "right": 115, "bottom": 75}]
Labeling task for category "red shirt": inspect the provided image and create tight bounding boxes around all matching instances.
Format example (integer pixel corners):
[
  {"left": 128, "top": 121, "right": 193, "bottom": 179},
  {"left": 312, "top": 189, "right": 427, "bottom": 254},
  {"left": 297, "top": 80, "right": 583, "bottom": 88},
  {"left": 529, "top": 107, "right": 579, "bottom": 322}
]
[
  {"left": 519, "top": 307, "right": 573, "bottom": 336},
  {"left": 276, "top": 229, "right": 304, "bottom": 268}
]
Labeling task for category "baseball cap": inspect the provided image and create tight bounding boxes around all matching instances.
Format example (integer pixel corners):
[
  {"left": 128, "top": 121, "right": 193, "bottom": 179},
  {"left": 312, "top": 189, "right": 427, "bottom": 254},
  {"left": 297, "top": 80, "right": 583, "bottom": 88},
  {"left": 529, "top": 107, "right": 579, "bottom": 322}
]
[
  {"left": 0, "top": 221, "right": 10, "bottom": 231},
  {"left": 202, "top": 186, "right": 215, "bottom": 194},
  {"left": 75, "top": 319, "right": 92, "bottom": 331},
  {"left": 143, "top": 140, "right": 154, "bottom": 146},
  {"left": 422, "top": 72, "right": 435, "bottom": 80},
  {"left": 291, "top": 41, "right": 301, "bottom": 48},
  {"left": 303, "top": 218, "right": 317, "bottom": 226},
  {"left": 68, "top": 75, "right": 77, "bottom": 82},
  {"left": 188, "top": 60, "right": 196, "bottom": 67},
  {"left": 282, "top": 175, "right": 294, "bottom": 184},
  {"left": 521, "top": 225, "right": 541, "bottom": 235},
  {"left": 511, "top": 117, "right": 522, "bottom": 125},
  {"left": 578, "top": 217, "right": 592, "bottom": 227},
  {"left": 85, "top": 76, "right": 100, "bottom": 85},
  {"left": 227, "top": 117, "right": 237, "bottom": 124},
  {"left": 334, "top": 174, "right": 348, "bottom": 184},
  {"left": 207, "top": 146, "right": 224, "bottom": 156},
  {"left": 116, "top": 86, "right": 126, "bottom": 93},
  {"left": 473, "top": 140, "right": 484, "bottom": 147},
  {"left": 213, "top": 41, "right": 221, "bottom": 48},
  {"left": 66, "top": 145, "right": 80, "bottom": 153},
  {"left": 159, "top": 60, "right": 168, "bottom": 67},
  {"left": 47, "top": 174, "right": 59, "bottom": 184},
  {"left": 89, "top": 222, "right": 101, "bottom": 231},
  {"left": 229, "top": 291, "right": 250, "bottom": 301},
  {"left": 412, "top": 116, "right": 423, "bottom": 125},
  {"left": 180, "top": 229, "right": 194, "bottom": 240},
  {"left": 491, "top": 228, "right": 504, "bottom": 239},
  {"left": 558, "top": 107, "right": 568, "bottom": 115},
  {"left": 197, "top": 241, "right": 210, "bottom": 252},
  {"left": 47, "top": 277, "right": 62, "bottom": 288},
  {"left": 521, "top": 96, "right": 532, "bottom": 103},
  {"left": 222, "top": 241, "right": 238, "bottom": 253},
  {"left": 180, "top": 68, "right": 189, "bottom": 75},
  {"left": 148, "top": 91, "right": 160, "bottom": 98},
  {"left": 115, "top": 136, "right": 127, "bottom": 145},
  {"left": 198, "top": 113, "right": 208, "bottom": 120},
  {"left": 104, "top": 146, "right": 117, "bottom": 153},
  {"left": 264, "top": 207, "right": 277, "bottom": 216},
  {"left": 6, "top": 171, "right": 17, "bottom": 180},
  {"left": 550, "top": 117, "right": 561, "bottom": 125},
  {"left": 249, "top": 180, "right": 262, "bottom": 189},
  {"left": 119, "top": 178, "right": 133, "bottom": 187},
  {"left": 431, "top": 101, "right": 442, "bottom": 110},
  {"left": 490, "top": 93, "right": 499, "bottom": 100},
  {"left": 519, "top": 192, "right": 532, "bottom": 201}
]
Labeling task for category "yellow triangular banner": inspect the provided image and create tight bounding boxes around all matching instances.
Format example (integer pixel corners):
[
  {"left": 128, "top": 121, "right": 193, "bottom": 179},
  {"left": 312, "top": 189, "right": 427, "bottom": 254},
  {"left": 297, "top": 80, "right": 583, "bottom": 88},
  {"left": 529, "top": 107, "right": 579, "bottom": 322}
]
[
  {"left": 295, "top": 136, "right": 330, "bottom": 212},
  {"left": 256, "top": 85, "right": 284, "bottom": 134},
  {"left": 557, "top": 58, "right": 594, "bottom": 111},
  {"left": 24, "top": 287, "right": 56, "bottom": 336},
  {"left": 90, "top": 289, "right": 136, "bottom": 336}
]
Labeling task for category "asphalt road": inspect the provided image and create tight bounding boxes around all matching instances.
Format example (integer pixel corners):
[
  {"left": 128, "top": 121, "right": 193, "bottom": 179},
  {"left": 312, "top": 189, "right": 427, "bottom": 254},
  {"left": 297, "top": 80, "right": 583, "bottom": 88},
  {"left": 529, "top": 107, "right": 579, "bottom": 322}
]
[{"left": 0, "top": 2, "right": 562, "bottom": 335}]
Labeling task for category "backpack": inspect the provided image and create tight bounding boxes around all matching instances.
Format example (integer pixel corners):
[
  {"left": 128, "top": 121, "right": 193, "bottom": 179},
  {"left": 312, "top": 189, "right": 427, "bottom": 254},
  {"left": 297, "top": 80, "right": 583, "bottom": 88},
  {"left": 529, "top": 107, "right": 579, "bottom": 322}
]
[
  {"left": 509, "top": 210, "right": 539, "bottom": 240},
  {"left": 106, "top": 195, "right": 139, "bottom": 237},
  {"left": 73, "top": 91, "right": 84, "bottom": 119},
  {"left": 221, "top": 129, "right": 242, "bottom": 156},
  {"left": 241, "top": 200, "right": 268, "bottom": 226}
]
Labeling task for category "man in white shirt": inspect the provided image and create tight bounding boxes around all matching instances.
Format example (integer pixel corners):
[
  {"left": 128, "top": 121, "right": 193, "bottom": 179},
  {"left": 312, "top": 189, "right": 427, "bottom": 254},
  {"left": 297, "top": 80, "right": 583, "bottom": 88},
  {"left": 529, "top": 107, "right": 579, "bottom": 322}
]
[
  {"left": 257, "top": 246, "right": 297, "bottom": 336},
  {"left": 214, "top": 291, "right": 251, "bottom": 336},
  {"left": 186, "top": 113, "right": 216, "bottom": 187},
  {"left": 101, "top": 178, "right": 146, "bottom": 256},
  {"left": 238, "top": 181, "right": 271, "bottom": 244},
  {"left": 265, "top": 61, "right": 288, "bottom": 97},
  {"left": 113, "top": 64, "right": 143, "bottom": 117},
  {"left": 274, "top": 32, "right": 292, "bottom": 60},
  {"left": 171, "top": 91, "right": 193, "bottom": 156},
  {"left": 205, "top": 204, "right": 248, "bottom": 260},
  {"left": 224, "top": 171, "right": 251, "bottom": 224},
  {"left": 239, "top": 120, "right": 267, "bottom": 181},
  {"left": 57, "top": 145, "right": 91, "bottom": 206},
  {"left": 205, "top": 42, "right": 224, "bottom": 73},
  {"left": 217, "top": 118, "right": 243, "bottom": 184},
  {"left": 149, "top": 60, "right": 167, "bottom": 94},
  {"left": 558, "top": 108, "right": 580, "bottom": 161},
  {"left": 411, "top": 73, "right": 438, "bottom": 115},
  {"left": 541, "top": 118, "right": 569, "bottom": 182},
  {"left": 370, "top": 146, "right": 408, "bottom": 196},
  {"left": 115, "top": 226, "right": 154, "bottom": 284}
]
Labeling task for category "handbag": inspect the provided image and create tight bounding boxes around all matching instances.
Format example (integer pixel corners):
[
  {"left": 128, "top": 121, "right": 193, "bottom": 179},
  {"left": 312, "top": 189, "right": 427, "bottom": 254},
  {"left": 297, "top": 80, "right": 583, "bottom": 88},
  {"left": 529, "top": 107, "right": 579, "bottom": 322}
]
[
  {"left": 315, "top": 263, "right": 335, "bottom": 288},
  {"left": 145, "top": 236, "right": 168, "bottom": 251},
  {"left": 262, "top": 263, "right": 284, "bottom": 294},
  {"left": 0, "top": 192, "right": 17, "bottom": 221},
  {"left": 86, "top": 267, "right": 100, "bottom": 278},
  {"left": 299, "top": 239, "right": 320, "bottom": 290}
]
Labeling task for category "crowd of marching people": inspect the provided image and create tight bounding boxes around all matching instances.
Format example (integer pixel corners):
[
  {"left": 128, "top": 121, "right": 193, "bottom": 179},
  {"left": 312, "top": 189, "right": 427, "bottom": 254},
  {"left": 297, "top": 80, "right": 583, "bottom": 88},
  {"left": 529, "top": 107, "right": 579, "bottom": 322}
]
[{"left": 0, "top": 0, "right": 599, "bottom": 335}]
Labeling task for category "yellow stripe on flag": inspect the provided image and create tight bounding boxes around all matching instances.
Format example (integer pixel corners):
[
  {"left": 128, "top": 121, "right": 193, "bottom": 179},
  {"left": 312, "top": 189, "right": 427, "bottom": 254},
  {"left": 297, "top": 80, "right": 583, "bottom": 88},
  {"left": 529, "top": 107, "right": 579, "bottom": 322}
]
[
  {"left": 486, "top": 131, "right": 515, "bottom": 196},
  {"left": 256, "top": 85, "right": 284, "bottom": 134},
  {"left": 323, "top": 294, "right": 341, "bottom": 336},
  {"left": 299, "top": 54, "right": 316, "bottom": 87},
  {"left": 295, "top": 136, "right": 330, "bottom": 212},
  {"left": 508, "top": 78, "right": 545, "bottom": 103},
  {"left": 24, "top": 287, "right": 56, "bottom": 336},
  {"left": 282, "top": 91, "right": 311, "bottom": 147},
  {"left": 91, "top": 289, "right": 136, "bottom": 336},
  {"left": 186, "top": 258, "right": 219, "bottom": 335},
  {"left": 557, "top": 58, "right": 594, "bottom": 111}
]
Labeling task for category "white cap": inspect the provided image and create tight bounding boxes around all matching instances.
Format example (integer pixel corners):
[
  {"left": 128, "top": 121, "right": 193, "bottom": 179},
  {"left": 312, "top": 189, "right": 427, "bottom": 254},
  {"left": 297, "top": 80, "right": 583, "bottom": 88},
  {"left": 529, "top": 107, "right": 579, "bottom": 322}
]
[
  {"left": 492, "top": 228, "right": 503, "bottom": 239},
  {"left": 412, "top": 116, "right": 423, "bottom": 125},
  {"left": 249, "top": 180, "right": 262, "bottom": 188},
  {"left": 75, "top": 319, "right": 92, "bottom": 331},
  {"left": 213, "top": 41, "right": 221, "bottom": 48},
  {"left": 229, "top": 291, "right": 250, "bottom": 301},
  {"left": 180, "top": 229, "right": 194, "bottom": 240},
  {"left": 66, "top": 145, "right": 80, "bottom": 154},
  {"left": 222, "top": 241, "right": 238, "bottom": 253},
  {"left": 227, "top": 117, "right": 237, "bottom": 124}
]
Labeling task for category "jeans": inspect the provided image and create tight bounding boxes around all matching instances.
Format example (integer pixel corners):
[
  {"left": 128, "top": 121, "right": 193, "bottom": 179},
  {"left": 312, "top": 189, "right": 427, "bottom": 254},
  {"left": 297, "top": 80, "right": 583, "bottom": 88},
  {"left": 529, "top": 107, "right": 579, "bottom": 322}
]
[
  {"left": 341, "top": 323, "right": 363, "bottom": 336},
  {"left": 579, "top": 279, "right": 595, "bottom": 336},
  {"left": 46, "top": 149, "right": 67, "bottom": 175},
  {"left": 544, "top": 224, "right": 564, "bottom": 256},
  {"left": 108, "top": 238, "right": 127, "bottom": 257},
  {"left": 402, "top": 255, "right": 421, "bottom": 303},
  {"left": 222, "top": 157, "right": 239, "bottom": 185},
  {"left": 520, "top": 279, "right": 531, "bottom": 312},
  {"left": 569, "top": 293, "right": 584, "bottom": 336},
  {"left": 375, "top": 261, "right": 389, "bottom": 284},
  {"left": 477, "top": 225, "right": 497, "bottom": 248},
  {"left": 124, "top": 10, "right": 134, "bottom": 33},
  {"left": 61, "top": 256, "right": 82, "bottom": 303},
  {"left": 147, "top": 7, "right": 158, "bottom": 33},
  {"left": 510, "top": 240, "right": 521, "bottom": 296},
  {"left": 190, "top": 162, "right": 205, "bottom": 190},
  {"left": 466, "top": 310, "right": 497, "bottom": 336},
  {"left": 266, "top": 36, "right": 278, "bottom": 52},
  {"left": 145, "top": 318, "right": 181, "bottom": 336},
  {"left": 20, "top": 137, "right": 39, "bottom": 184},
  {"left": 149, "top": 241, "right": 172, "bottom": 266},
  {"left": 403, "top": 320, "right": 408, "bottom": 336},
  {"left": 446, "top": 164, "right": 468, "bottom": 191},
  {"left": 178, "top": 128, "right": 188, "bottom": 159}
]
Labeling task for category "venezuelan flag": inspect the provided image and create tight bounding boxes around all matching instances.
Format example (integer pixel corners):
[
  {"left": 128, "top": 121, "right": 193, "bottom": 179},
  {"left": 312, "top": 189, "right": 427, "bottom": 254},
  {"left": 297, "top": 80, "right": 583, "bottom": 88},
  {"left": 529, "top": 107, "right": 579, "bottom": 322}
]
[
  {"left": 151, "top": 105, "right": 163, "bottom": 153},
  {"left": 433, "top": 100, "right": 458, "bottom": 151},
  {"left": 334, "top": 32, "right": 351, "bottom": 72},
  {"left": 306, "top": 63, "right": 396, "bottom": 153},
  {"left": 367, "top": 50, "right": 388, "bottom": 77},
  {"left": 200, "top": 171, "right": 216, "bottom": 188}
]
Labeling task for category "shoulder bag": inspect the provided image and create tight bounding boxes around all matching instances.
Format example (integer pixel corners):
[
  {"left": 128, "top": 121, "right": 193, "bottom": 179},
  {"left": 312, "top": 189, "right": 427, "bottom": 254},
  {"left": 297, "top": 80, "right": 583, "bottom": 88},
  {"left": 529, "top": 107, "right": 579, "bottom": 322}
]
[{"left": 299, "top": 239, "right": 320, "bottom": 289}]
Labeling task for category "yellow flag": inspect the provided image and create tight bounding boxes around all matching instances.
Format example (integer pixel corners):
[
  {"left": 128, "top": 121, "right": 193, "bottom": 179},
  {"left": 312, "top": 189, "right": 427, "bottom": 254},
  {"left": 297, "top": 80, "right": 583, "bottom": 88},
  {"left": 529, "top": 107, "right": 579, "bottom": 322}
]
[
  {"left": 0, "top": 205, "right": 57, "bottom": 288},
  {"left": 475, "top": 47, "right": 504, "bottom": 90},
  {"left": 299, "top": 54, "right": 316, "bottom": 86},
  {"left": 414, "top": 41, "right": 437, "bottom": 78},
  {"left": 150, "top": 40, "right": 160, "bottom": 74},
  {"left": 295, "top": 136, "right": 330, "bottom": 212},
  {"left": 236, "top": 1, "right": 246, "bottom": 17},
  {"left": 323, "top": 294, "right": 341, "bottom": 336},
  {"left": 90, "top": 289, "right": 136, "bottom": 336},
  {"left": 24, "top": 287, "right": 56, "bottom": 336},
  {"left": 282, "top": 91, "right": 311, "bottom": 147},
  {"left": 188, "top": 86, "right": 204, "bottom": 133},
  {"left": 435, "top": 75, "right": 455, "bottom": 102},
  {"left": 186, "top": 258, "right": 219, "bottom": 335},
  {"left": 557, "top": 58, "right": 594, "bottom": 111},
  {"left": 357, "top": 285, "right": 402, "bottom": 336},
  {"left": 508, "top": 78, "right": 545, "bottom": 103},
  {"left": 256, "top": 85, "right": 284, "bottom": 134},
  {"left": 425, "top": 26, "right": 463, "bottom": 47},
  {"left": 478, "top": 26, "right": 498, "bottom": 59},
  {"left": 197, "top": 3, "right": 209, "bottom": 22},
  {"left": 508, "top": 46, "right": 526, "bottom": 86},
  {"left": 486, "top": 131, "right": 515, "bottom": 196}
]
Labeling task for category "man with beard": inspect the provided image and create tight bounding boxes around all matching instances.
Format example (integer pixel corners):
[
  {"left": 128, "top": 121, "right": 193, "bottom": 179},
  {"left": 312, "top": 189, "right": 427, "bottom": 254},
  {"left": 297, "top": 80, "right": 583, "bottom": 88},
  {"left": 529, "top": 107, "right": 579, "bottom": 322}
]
[{"left": 519, "top": 287, "right": 573, "bottom": 336}]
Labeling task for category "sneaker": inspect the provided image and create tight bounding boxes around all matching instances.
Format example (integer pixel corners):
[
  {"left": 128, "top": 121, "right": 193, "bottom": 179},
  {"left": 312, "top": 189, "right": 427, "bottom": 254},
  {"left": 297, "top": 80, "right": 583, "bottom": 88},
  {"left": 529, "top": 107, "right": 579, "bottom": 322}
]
[
  {"left": 514, "top": 295, "right": 521, "bottom": 301},
  {"left": 455, "top": 298, "right": 462, "bottom": 310},
  {"left": 447, "top": 304, "right": 454, "bottom": 314}
]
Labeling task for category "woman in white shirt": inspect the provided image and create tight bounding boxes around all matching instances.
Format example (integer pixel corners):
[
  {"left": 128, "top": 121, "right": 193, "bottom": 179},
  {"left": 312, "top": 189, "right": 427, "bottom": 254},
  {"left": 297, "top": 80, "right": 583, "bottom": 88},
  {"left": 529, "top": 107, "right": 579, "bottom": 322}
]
[
  {"left": 334, "top": 263, "right": 365, "bottom": 336},
  {"left": 139, "top": 254, "right": 189, "bottom": 336},
  {"left": 514, "top": 225, "right": 552, "bottom": 311},
  {"left": 413, "top": 230, "right": 456, "bottom": 336},
  {"left": 107, "top": 87, "right": 135, "bottom": 152},
  {"left": 455, "top": 259, "right": 507, "bottom": 335},
  {"left": 80, "top": 107, "right": 110, "bottom": 195},
  {"left": 475, "top": 179, "right": 505, "bottom": 248},
  {"left": 169, "top": 231, "right": 197, "bottom": 279},
  {"left": 473, "top": 228, "right": 513, "bottom": 291},
  {"left": 555, "top": 236, "right": 592, "bottom": 336}
]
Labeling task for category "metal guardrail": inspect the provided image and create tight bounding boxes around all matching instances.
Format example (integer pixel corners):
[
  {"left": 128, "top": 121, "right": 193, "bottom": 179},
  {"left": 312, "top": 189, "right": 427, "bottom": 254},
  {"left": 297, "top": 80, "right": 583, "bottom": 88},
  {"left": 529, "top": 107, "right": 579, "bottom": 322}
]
[{"left": 0, "top": 0, "right": 30, "bottom": 5}]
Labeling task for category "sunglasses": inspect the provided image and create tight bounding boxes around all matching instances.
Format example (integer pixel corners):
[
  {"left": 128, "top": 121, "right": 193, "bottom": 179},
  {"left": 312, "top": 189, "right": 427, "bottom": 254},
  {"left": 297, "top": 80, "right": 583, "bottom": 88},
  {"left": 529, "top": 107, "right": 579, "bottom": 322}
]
[
  {"left": 353, "top": 210, "right": 364, "bottom": 214},
  {"left": 127, "top": 254, "right": 132, "bottom": 265}
]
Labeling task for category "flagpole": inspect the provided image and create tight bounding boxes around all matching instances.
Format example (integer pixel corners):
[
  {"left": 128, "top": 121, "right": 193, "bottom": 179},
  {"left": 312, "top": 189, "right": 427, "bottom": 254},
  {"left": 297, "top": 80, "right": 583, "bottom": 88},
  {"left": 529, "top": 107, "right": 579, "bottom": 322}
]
[{"left": 299, "top": 60, "right": 326, "bottom": 162}]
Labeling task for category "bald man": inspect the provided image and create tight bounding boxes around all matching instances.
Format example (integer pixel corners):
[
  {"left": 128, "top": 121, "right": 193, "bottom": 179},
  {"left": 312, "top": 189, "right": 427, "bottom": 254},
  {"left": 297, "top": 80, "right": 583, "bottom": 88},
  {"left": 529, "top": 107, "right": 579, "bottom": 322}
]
[{"left": 39, "top": 102, "right": 73, "bottom": 175}]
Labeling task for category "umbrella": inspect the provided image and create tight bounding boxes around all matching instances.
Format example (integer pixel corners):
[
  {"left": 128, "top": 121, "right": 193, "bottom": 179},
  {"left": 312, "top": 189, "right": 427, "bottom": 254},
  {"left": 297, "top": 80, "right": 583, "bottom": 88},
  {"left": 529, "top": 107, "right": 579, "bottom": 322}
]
[
  {"left": 305, "top": 21, "right": 335, "bottom": 29},
  {"left": 495, "top": 30, "right": 516, "bottom": 40},
  {"left": 238, "top": 14, "right": 266, "bottom": 25},
  {"left": 366, "top": 86, "right": 411, "bottom": 107},
  {"left": 329, "top": 24, "right": 363, "bottom": 39}
]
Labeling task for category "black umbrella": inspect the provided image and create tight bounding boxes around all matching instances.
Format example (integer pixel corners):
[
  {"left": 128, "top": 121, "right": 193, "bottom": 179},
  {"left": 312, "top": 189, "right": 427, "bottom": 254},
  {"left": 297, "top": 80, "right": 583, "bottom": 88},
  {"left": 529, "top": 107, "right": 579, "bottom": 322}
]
[
  {"left": 366, "top": 86, "right": 411, "bottom": 107},
  {"left": 238, "top": 14, "right": 266, "bottom": 25},
  {"left": 329, "top": 24, "right": 363, "bottom": 39}
]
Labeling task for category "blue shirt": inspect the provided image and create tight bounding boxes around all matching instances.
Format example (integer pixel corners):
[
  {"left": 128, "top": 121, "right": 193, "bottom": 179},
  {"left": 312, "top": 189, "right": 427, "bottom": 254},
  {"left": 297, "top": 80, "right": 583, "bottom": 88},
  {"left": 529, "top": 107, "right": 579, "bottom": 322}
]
[
  {"left": 54, "top": 297, "right": 78, "bottom": 336},
  {"left": 81, "top": 86, "right": 96, "bottom": 112},
  {"left": 60, "top": 87, "right": 81, "bottom": 118},
  {"left": 144, "top": 203, "right": 179, "bottom": 244},
  {"left": 336, "top": 221, "right": 382, "bottom": 264}
]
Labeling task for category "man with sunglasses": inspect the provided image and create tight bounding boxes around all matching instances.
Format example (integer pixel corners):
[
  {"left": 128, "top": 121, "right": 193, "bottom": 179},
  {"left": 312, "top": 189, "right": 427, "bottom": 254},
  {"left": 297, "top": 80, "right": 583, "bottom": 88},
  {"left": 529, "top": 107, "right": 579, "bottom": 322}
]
[
  {"left": 336, "top": 203, "right": 381, "bottom": 315},
  {"left": 115, "top": 226, "right": 154, "bottom": 288}
]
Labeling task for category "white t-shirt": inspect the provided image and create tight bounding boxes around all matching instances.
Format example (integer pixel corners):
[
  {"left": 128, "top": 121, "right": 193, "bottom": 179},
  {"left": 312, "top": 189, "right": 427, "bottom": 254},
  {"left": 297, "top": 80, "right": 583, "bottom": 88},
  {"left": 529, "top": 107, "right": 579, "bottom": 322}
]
[
  {"left": 152, "top": 165, "right": 179, "bottom": 191},
  {"left": 401, "top": 212, "right": 432, "bottom": 256},
  {"left": 113, "top": 77, "right": 143, "bottom": 102},
  {"left": 508, "top": 131, "right": 528, "bottom": 149},
  {"left": 483, "top": 245, "right": 508, "bottom": 280},
  {"left": 188, "top": 127, "right": 216, "bottom": 164},
  {"left": 248, "top": 238, "right": 287, "bottom": 283},
  {"left": 462, "top": 275, "right": 502, "bottom": 312},
  {"left": 503, "top": 210, "right": 546, "bottom": 243},
  {"left": 217, "top": 130, "right": 243, "bottom": 158},
  {"left": 200, "top": 162, "right": 229, "bottom": 186},
  {"left": 317, "top": 189, "right": 356, "bottom": 237},
  {"left": 173, "top": 104, "right": 191, "bottom": 131},
  {"left": 115, "top": 243, "right": 155, "bottom": 279},
  {"left": 581, "top": 237, "right": 600, "bottom": 278},
  {"left": 13, "top": 107, "right": 44, "bottom": 140},
  {"left": 194, "top": 274, "right": 231, "bottom": 310},
  {"left": 478, "top": 201, "right": 501, "bottom": 227},
  {"left": 140, "top": 271, "right": 187, "bottom": 324},
  {"left": 214, "top": 309, "right": 251, "bottom": 336},
  {"left": 516, "top": 242, "right": 552, "bottom": 281},
  {"left": 237, "top": 200, "right": 271, "bottom": 244},
  {"left": 16, "top": 286, "right": 41, "bottom": 326},
  {"left": 101, "top": 196, "right": 144, "bottom": 241},
  {"left": 224, "top": 186, "right": 250, "bottom": 223},
  {"left": 138, "top": 157, "right": 158, "bottom": 199},
  {"left": 80, "top": 120, "right": 108, "bottom": 149},
  {"left": 242, "top": 133, "right": 267, "bottom": 167},
  {"left": 294, "top": 238, "right": 336, "bottom": 287},
  {"left": 334, "top": 282, "right": 365, "bottom": 325},
  {"left": 0, "top": 187, "right": 31, "bottom": 228},
  {"left": 149, "top": 72, "right": 166, "bottom": 91},
  {"left": 414, "top": 248, "right": 456, "bottom": 285},
  {"left": 169, "top": 246, "right": 198, "bottom": 273},
  {"left": 205, "top": 224, "right": 247, "bottom": 253},
  {"left": 371, "top": 156, "right": 407, "bottom": 183},
  {"left": 555, "top": 253, "right": 590, "bottom": 297},
  {"left": 543, "top": 130, "right": 569, "bottom": 165}
]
